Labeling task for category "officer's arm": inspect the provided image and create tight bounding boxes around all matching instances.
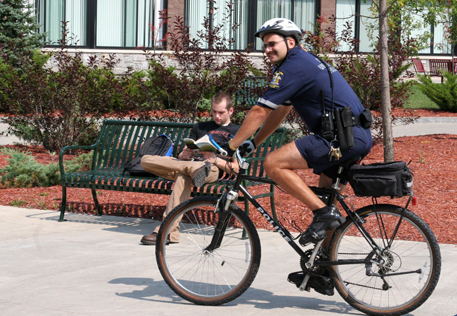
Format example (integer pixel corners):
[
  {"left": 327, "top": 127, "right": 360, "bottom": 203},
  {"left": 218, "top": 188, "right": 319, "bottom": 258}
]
[
  {"left": 253, "top": 105, "right": 291, "bottom": 145},
  {"left": 231, "top": 105, "right": 272, "bottom": 148}
]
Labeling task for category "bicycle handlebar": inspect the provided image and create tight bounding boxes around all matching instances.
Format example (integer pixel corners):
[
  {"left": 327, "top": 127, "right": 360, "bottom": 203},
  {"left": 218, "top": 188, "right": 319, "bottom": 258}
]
[
  {"left": 208, "top": 134, "right": 249, "bottom": 170},
  {"left": 208, "top": 134, "right": 228, "bottom": 156}
]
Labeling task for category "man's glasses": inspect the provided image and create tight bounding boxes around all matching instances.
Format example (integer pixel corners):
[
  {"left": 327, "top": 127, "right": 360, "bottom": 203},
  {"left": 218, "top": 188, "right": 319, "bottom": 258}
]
[{"left": 262, "top": 41, "right": 281, "bottom": 51}]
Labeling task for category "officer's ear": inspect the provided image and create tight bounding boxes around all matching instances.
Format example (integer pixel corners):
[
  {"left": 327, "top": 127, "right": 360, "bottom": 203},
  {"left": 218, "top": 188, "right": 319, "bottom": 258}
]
[{"left": 286, "top": 36, "right": 296, "bottom": 49}]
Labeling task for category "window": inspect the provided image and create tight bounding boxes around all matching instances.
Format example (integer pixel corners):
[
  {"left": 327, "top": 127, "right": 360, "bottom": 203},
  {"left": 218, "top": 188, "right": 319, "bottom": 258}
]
[
  {"left": 335, "top": 0, "right": 374, "bottom": 53},
  {"left": 407, "top": 12, "right": 450, "bottom": 55},
  {"left": 36, "top": 0, "right": 87, "bottom": 45},
  {"left": 35, "top": 0, "right": 165, "bottom": 48},
  {"left": 186, "top": 0, "right": 250, "bottom": 50},
  {"left": 185, "top": 0, "right": 317, "bottom": 51},
  {"left": 255, "top": 0, "right": 316, "bottom": 49},
  {"left": 336, "top": 0, "right": 454, "bottom": 55}
]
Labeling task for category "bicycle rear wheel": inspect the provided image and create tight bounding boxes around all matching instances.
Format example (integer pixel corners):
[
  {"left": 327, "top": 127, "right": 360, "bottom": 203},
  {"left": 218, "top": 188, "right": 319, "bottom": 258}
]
[
  {"left": 156, "top": 196, "right": 261, "bottom": 305},
  {"left": 329, "top": 204, "right": 441, "bottom": 316}
]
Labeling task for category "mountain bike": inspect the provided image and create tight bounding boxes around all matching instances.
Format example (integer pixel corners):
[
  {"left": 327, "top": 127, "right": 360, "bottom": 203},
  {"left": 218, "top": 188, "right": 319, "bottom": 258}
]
[{"left": 155, "top": 148, "right": 441, "bottom": 316}]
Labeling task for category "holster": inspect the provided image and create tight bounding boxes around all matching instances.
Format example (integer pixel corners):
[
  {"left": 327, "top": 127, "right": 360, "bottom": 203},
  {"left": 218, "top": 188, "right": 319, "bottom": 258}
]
[
  {"left": 341, "top": 107, "right": 355, "bottom": 149},
  {"left": 334, "top": 107, "right": 355, "bottom": 151}
]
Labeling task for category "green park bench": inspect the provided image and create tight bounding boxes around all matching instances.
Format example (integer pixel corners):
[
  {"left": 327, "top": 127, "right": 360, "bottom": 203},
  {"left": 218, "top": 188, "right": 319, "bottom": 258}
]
[{"left": 58, "top": 120, "right": 286, "bottom": 222}]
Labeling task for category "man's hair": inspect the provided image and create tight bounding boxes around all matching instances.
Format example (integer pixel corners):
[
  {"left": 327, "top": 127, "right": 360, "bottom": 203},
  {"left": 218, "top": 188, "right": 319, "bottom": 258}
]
[{"left": 212, "top": 92, "right": 233, "bottom": 110}]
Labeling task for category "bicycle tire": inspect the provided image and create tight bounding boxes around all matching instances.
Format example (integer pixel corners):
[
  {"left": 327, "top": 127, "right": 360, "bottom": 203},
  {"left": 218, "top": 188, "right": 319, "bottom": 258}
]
[
  {"left": 329, "top": 204, "right": 441, "bottom": 316},
  {"left": 156, "top": 196, "right": 261, "bottom": 305}
]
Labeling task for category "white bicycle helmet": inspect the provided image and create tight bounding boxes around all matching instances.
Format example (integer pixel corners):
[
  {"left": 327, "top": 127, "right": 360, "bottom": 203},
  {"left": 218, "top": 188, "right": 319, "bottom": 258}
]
[{"left": 254, "top": 18, "right": 302, "bottom": 43}]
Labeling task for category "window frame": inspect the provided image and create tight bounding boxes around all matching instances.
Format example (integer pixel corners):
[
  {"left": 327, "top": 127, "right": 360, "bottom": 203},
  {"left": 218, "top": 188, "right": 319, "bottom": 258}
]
[
  {"left": 36, "top": 0, "right": 166, "bottom": 49},
  {"left": 184, "top": 0, "right": 320, "bottom": 52}
]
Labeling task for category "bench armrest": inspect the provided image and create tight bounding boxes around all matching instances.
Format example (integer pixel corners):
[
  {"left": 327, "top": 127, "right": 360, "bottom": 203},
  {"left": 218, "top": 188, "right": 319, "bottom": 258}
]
[{"left": 59, "top": 144, "right": 97, "bottom": 175}]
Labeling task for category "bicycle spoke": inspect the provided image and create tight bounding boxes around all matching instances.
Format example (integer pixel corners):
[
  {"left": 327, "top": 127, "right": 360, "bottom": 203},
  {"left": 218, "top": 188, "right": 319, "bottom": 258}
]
[
  {"left": 156, "top": 197, "right": 261, "bottom": 306},
  {"left": 330, "top": 205, "right": 440, "bottom": 315}
]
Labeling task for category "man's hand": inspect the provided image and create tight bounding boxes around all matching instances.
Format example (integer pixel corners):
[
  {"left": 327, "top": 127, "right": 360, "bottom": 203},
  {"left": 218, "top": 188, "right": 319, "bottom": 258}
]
[
  {"left": 179, "top": 147, "right": 194, "bottom": 160},
  {"left": 201, "top": 151, "right": 217, "bottom": 164},
  {"left": 239, "top": 140, "right": 256, "bottom": 157}
]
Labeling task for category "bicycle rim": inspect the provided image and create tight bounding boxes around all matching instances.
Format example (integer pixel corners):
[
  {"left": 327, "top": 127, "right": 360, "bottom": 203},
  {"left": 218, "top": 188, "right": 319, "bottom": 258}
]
[
  {"left": 329, "top": 204, "right": 441, "bottom": 316},
  {"left": 156, "top": 197, "right": 261, "bottom": 305}
]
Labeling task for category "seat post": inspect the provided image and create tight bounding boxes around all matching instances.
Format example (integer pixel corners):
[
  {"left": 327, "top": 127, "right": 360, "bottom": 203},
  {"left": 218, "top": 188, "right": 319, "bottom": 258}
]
[{"left": 332, "top": 166, "right": 344, "bottom": 191}]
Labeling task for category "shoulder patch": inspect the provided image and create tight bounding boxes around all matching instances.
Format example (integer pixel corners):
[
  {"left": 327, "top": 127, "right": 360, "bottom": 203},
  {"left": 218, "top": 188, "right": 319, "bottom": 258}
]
[{"left": 269, "top": 71, "right": 284, "bottom": 89}]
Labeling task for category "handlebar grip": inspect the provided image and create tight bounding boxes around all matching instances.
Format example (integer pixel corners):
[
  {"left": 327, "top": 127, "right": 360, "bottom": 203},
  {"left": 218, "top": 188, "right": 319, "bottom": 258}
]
[{"left": 208, "top": 134, "right": 228, "bottom": 156}]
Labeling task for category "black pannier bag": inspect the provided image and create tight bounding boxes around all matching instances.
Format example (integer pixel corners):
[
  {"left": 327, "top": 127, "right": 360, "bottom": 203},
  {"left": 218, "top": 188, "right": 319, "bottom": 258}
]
[
  {"left": 348, "top": 161, "right": 413, "bottom": 197},
  {"left": 123, "top": 134, "right": 173, "bottom": 177}
]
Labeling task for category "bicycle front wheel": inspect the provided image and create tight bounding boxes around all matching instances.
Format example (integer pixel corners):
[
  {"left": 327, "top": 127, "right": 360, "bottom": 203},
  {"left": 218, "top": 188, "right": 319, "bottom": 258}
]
[
  {"left": 156, "top": 196, "right": 261, "bottom": 306},
  {"left": 329, "top": 204, "right": 441, "bottom": 316}
]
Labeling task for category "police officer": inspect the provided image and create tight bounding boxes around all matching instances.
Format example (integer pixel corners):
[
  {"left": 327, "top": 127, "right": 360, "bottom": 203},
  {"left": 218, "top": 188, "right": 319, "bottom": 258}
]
[{"left": 230, "top": 18, "right": 372, "bottom": 246}]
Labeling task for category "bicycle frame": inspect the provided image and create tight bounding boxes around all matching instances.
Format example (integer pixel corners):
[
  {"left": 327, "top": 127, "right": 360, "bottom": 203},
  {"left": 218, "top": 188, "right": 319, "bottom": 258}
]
[{"left": 208, "top": 151, "right": 414, "bottom": 275}]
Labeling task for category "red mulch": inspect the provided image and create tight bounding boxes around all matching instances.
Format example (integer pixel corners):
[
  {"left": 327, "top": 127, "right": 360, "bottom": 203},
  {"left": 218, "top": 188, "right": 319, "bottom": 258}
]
[{"left": 1, "top": 109, "right": 456, "bottom": 244}]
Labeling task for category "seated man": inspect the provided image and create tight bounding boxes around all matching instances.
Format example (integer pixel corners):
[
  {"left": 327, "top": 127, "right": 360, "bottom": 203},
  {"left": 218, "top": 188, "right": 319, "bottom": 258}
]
[{"left": 139, "top": 92, "right": 239, "bottom": 245}]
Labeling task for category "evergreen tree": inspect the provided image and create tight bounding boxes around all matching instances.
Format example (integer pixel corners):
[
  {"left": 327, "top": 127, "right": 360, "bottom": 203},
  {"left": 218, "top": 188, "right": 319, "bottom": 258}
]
[{"left": 0, "top": 0, "right": 45, "bottom": 64}]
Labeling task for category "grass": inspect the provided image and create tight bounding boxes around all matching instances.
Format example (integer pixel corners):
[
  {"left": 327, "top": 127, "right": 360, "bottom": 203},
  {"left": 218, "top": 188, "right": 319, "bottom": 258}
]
[{"left": 404, "top": 83, "right": 440, "bottom": 110}]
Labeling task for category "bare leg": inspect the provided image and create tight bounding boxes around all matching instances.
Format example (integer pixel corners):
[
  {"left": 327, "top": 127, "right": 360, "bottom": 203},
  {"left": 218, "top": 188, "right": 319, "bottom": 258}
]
[
  {"left": 264, "top": 142, "right": 345, "bottom": 246},
  {"left": 263, "top": 142, "right": 325, "bottom": 211}
]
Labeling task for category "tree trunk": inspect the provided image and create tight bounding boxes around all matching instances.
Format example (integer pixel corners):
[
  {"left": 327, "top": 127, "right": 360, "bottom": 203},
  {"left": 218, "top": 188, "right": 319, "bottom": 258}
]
[{"left": 379, "top": 0, "right": 394, "bottom": 162}]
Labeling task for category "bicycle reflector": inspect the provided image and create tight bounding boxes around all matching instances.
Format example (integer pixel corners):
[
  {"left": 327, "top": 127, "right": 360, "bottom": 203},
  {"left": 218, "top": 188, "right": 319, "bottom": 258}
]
[{"left": 412, "top": 196, "right": 418, "bottom": 206}]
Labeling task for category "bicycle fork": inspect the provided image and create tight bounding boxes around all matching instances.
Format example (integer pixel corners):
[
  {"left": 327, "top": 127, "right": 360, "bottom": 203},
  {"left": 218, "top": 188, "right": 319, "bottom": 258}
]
[{"left": 204, "top": 190, "right": 238, "bottom": 252}]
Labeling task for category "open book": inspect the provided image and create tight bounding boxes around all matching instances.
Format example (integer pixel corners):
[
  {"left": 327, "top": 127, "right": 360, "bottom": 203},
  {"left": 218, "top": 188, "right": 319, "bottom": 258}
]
[{"left": 183, "top": 134, "right": 218, "bottom": 153}]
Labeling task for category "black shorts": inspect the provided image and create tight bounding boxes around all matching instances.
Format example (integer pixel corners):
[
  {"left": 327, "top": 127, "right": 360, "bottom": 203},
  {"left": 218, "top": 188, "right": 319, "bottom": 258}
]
[{"left": 295, "top": 126, "right": 372, "bottom": 183}]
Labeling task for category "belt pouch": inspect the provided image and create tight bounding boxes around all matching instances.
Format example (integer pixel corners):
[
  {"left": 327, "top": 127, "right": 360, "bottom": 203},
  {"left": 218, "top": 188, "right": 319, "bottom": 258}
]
[
  {"left": 341, "top": 107, "right": 355, "bottom": 148},
  {"left": 334, "top": 108, "right": 347, "bottom": 150},
  {"left": 360, "top": 108, "right": 373, "bottom": 129}
]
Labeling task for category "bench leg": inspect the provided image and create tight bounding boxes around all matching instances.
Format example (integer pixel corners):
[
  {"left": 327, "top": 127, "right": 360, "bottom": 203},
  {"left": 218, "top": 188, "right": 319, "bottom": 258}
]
[
  {"left": 91, "top": 189, "right": 103, "bottom": 216},
  {"left": 58, "top": 186, "right": 67, "bottom": 222}
]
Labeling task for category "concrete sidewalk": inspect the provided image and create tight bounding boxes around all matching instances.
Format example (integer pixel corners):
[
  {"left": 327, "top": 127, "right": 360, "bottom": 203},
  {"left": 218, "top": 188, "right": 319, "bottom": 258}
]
[
  {"left": 1, "top": 119, "right": 457, "bottom": 316},
  {"left": 0, "top": 206, "right": 456, "bottom": 316}
]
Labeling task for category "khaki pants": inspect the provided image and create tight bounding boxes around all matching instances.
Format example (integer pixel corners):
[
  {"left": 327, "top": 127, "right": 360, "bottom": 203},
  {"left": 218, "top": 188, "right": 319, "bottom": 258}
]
[{"left": 140, "top": 155, "right": 219, "bottom": 242}]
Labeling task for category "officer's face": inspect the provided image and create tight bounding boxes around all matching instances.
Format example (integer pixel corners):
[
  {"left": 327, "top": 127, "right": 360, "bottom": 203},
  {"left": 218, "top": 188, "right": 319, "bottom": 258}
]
[{"left": 263, "top": 33, "right": 295, "bottom": 65}]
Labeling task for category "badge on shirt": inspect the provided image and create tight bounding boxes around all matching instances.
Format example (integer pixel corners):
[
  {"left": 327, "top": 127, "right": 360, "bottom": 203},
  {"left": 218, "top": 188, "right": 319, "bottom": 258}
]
[{"left": 269, "top": 71, "right": 284, "bottom": 89}]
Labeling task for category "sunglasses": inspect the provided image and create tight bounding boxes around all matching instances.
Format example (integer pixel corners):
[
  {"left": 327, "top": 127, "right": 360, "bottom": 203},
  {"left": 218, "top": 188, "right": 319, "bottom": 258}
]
[{"left": 262, "top": 41, "right": 281, "bottom": 51}]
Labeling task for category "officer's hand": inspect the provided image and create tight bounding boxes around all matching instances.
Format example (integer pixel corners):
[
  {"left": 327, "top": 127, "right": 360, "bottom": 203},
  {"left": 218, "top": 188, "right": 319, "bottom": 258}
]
[
  {"left": 219, "top": 140, "right": 236, "bottom": 157},
  {"left": 239, "top": 140, "right": 256, "bottom": 157}
]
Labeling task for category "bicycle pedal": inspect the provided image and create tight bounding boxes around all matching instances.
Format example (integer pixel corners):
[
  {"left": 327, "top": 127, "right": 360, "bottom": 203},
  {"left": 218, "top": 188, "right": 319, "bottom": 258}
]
[
  {"left": 287, "top": 271, "right": 311, "bottom": 291},
  {"left": 288, "top": 271, "right": 334, "bottom": 296}
]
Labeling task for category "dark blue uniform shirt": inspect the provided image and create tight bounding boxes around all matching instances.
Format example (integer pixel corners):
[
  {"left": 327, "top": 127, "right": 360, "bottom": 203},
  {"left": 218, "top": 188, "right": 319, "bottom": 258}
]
[
  {"left": 257, "top": 47, "right": 365, "bottom": 134},
  {"left": 257, "top": 46, "right": 372, "bottom": 180}
]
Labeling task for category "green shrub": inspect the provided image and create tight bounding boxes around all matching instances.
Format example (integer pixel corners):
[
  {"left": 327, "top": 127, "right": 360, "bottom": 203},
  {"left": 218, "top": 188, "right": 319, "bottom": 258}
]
[
  {"left": 0, "top": 40, "right": 121, "bottom": 152},
  {"left": 0, "top": 148, "right": 60, "bottom": 188},
  {"left": 417, "top": 71, "right": 457, "bottom": 112},
  {"left": 0, "top": 148, "right": 93, "bottom": 188},
  {"left": 141, "top": 7, "right": 257, "bottom": 123},
  {"left": 64, "top": 151, "right": 93, "bottom": 173}
]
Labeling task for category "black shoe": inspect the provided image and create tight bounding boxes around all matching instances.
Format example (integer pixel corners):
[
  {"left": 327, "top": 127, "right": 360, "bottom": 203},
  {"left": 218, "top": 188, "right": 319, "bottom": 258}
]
[
  {"left": 288, "top": 271, "right": 334, "bottom": 296},
  {"left": 299, "top": 206, "right": 345, "bottom": 246},
  {"left": 191, "top": 161, "right": 212, "bottom": 187}
]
